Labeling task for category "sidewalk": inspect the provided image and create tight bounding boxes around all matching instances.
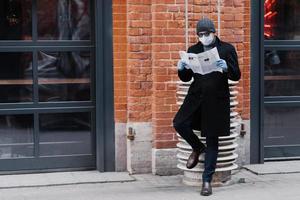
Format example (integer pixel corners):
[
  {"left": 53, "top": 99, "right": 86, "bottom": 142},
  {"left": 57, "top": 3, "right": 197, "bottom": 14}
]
[{"left": 1, "top": 162, "right": 300, "bottom": 200}]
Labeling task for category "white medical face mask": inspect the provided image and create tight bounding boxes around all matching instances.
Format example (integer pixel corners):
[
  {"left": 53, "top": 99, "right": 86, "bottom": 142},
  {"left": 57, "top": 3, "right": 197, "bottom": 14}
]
[{"left": 198, "top": 33, "right": 215, "bottom": 46}]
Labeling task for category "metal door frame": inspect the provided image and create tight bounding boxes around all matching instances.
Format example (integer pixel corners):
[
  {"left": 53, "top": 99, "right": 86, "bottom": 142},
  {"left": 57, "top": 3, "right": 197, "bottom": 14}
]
[
  {"left": 95, "top": 0, "right": 115, "bottom": 172},
  {"left": 251, "top": 0, "right": 264, "bottom": 164}
]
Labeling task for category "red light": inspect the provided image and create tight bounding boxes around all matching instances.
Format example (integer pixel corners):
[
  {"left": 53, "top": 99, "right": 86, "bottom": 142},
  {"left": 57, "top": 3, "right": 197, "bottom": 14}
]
[
  {"left": 264, "top": 11, "right": 273, "bottom": 18},
  {"left": 264, "top": 0, "right": 277, "bottom": 39},
  {"left": 264, "top": 33, "right": 271, "bottom": 37}
]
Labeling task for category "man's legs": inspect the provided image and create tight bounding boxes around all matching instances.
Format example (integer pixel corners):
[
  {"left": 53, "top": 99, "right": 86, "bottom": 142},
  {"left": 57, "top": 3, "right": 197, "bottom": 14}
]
[
  {"left": 202, "top": 136, "right": 219, "bottom": 182},
  {"left": 200, "top": 136, "right": 219, "bottom": 196},
  {"left": 173, "top": 115, "right": 205, "bottom": 152},
  {"left": 173, "top": 115, "right": 206, "bottom": 169}
]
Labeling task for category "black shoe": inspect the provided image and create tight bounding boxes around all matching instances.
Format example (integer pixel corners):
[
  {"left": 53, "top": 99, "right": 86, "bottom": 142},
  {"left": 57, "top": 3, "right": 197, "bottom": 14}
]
[
  {"left": 186, "top": 145, "right": 205, "bottom": 169},
  {"left": 200, "top": 181, "right": 212, "bottom": 196}
]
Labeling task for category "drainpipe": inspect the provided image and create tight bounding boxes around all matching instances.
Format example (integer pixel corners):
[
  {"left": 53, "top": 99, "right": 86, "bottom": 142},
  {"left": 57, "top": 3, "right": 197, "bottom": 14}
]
[
  {"left": 217, "top": 0, "right": 221, "bottom": 37},
  {"left": 185, "top": 0, "right": 189, "bottom": 50}
]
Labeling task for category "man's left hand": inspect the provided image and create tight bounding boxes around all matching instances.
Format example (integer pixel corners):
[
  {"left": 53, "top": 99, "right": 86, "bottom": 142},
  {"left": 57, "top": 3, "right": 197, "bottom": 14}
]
[{"left": 216, "top": 59, "right": 228, "bottom": 72}]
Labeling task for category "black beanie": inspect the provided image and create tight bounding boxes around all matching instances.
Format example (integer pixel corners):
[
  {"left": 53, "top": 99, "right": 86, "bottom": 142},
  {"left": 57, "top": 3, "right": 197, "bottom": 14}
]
[{"left": 196, "top": 18, "right": 216, "bottom": 35}]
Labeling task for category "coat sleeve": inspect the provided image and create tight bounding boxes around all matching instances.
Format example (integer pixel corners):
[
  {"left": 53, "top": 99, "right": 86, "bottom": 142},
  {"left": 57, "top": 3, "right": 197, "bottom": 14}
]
[
  {"left": 225, "top": 45, "right": 241, "bottom": 81},
  {"left": 177, "top": 47, "right": 194, "bottom": 82},
  {"left": 178, "top": 68, "right": 193, "bottom": 82}
]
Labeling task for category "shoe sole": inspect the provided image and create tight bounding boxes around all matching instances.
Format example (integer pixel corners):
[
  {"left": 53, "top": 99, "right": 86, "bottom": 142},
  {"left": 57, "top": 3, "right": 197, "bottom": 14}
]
[{"left": 200, "top": 192, "right": 212, "bottom": 196}]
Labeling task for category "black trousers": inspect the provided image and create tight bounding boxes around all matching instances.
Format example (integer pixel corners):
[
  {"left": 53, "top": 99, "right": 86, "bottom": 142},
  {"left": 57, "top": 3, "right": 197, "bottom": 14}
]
[{"left": 173, "top": 114, "right": 219, "bottom": 183}]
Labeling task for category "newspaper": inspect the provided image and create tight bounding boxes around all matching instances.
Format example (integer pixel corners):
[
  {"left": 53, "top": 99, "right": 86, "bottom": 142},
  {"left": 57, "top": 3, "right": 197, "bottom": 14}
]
[{"left": 179, "top": 47, "right": 222, "bottom": 75}]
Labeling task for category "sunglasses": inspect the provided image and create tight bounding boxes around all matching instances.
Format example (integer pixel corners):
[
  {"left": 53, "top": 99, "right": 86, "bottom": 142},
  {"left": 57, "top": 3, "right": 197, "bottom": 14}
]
[{"left": 198, "top": 32, "right": 211, "bottom": 37}]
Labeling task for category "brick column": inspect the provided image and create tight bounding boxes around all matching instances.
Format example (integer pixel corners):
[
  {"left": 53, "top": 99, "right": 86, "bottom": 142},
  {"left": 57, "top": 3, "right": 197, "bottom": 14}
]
[
  {"left": 113, "top": 0, "right": 128, "bottom": 172},
  {"left": 151, "top": 1, "right": 186, "bottom": 175},
  {"left": 126, "top": 0, "right": 153, "bottom": 174}
]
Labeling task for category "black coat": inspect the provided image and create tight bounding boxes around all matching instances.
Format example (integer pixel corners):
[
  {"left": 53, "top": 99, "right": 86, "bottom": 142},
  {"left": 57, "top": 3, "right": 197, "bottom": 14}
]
[{"left": 173, "top": 37, "right": 241, "bottom": 137}]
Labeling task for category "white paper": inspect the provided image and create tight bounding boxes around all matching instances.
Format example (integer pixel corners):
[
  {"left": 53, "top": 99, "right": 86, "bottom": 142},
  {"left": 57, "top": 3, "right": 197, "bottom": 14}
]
[{"left": 179, "top": 47, "right": 222, "bottom": 75}]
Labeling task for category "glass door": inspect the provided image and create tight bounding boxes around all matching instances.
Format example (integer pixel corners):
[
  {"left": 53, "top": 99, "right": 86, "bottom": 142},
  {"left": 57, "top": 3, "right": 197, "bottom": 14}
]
[
  {"left": 0, "top": 0, "right": 96, "bottom": 171},
  {"left": 263, "top": 0, "right": 300, "bottom": 159}
]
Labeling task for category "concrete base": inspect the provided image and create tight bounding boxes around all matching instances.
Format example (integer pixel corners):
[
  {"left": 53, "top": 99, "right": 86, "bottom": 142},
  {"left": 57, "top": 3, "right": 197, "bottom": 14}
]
[
  {"left": 236, "top": 119, "right": 251, "bottom": 167},
  {"left": 115, "top": 123, "right": 127, "bottom": 172},
  {"left": 126, "top": 122, "right": 152, "bottom": 174},
  {"left": 152, "top": 148, "right": 182, "bottom": 175}
]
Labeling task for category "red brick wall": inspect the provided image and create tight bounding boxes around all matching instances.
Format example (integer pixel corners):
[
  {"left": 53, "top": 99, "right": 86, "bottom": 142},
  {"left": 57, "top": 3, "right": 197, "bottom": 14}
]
[
  {"left": 243, "top": 0, "right": 251, "bottom": 119},
  {"left": 113, "top": 0, "right": 128, "bottom": 123},
  {"left": 152, "top": 1, "right": 186, "bottom": 149},
  {"left": 112, "top": 0, "right": 251, "bottom": 148},
  {"left": 127, "top": 0, "right": 152, "bottom": 122}
]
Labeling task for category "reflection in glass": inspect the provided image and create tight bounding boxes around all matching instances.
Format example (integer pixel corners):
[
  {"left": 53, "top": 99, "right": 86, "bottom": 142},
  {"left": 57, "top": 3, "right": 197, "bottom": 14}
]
[
  {"left": 39, "top": 112, "right": 92, "bottom": 156},
  {"left": 37, "top": 0, "right": 90, "bottom": 40},
  {"left": 0, "top": 0, "right": 32, "bottom": 40},
  {"left": 264, "top": 0, "right": 300, "bottom": 40},
  {"left": 264, "top": 106, "right": 300, "bottom": 146},
  {"left": 0, "top": 115, "right": 34, "bottom": 159},
  {"left": 35, "top": 51, "right": 91, "bottom": 102},
  {"left": 0, "top": 53, "right": 33, "bottom": 103},
  {"left": 264, "top": 50, "right": 300, "bottom": 96}
]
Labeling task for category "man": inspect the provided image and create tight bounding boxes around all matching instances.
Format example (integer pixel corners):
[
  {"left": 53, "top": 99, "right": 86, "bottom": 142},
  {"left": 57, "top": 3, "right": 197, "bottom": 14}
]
[{"left": 173, "top": 18, "right": 241, "bottom": 196}]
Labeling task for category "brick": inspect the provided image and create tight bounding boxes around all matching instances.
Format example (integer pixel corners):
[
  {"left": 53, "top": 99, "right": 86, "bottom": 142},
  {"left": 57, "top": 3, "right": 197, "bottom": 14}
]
[
  {"left": 167, "top": 5, "right": 180, "bottom": 12},
  {"left": 154, "top": 133, "right": 174, "bottom": 140},
  {"left": 128, "top": 13, "right": 151, "bottom": 20},
  {"left": 129, "top": 21, "right": 151, "bottom": 28},
  {"left": 153, "top": 13, "right": 173, "bottom": 20},
  {"left": 154, "top": 112, "right": 176, "bottom": 119},
  {"left": 162, "top": 29, "right": 185, "bottom": 36},
  {"left": 152, "top": 44, "right": 170, "bottom": 52},
  {"left": 168, "top": 21, "right": 185, "bottom": 28},
  {"left": 152, "top": 5, "right": 168, "bottom": 12},
  {"left": 155, "top": 140, "right": 178, "bottom": 149},
  {"left": 154, "top": 105, "right": 171, "bottom": 112},
  {"left": 127, "top": 5, "right": 151, "bottom": 13},
  {"left": 153, "top": 52, "right": 171, "bottom": 59},
  {"left": 152, "top": 0, "right": 175, "bottom": 3},
  {"left": 141, "top": 82, "right": 153, "bottom": 89},
  {"left": 155, "top": 119, "right": 173, "bottom": 126},
  {"left": 155, "top": 83, "right": 166, "bottom": 90}
]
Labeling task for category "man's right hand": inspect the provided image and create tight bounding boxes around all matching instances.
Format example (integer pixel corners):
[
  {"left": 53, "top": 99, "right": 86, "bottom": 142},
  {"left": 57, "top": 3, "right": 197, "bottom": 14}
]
[{"left": 177, "top": 60, "right": 191, "bottom": 71}]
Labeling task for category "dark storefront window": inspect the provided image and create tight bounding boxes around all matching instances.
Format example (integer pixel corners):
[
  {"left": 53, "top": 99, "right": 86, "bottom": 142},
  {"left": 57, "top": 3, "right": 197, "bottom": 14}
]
[
  {"left": 264, "top": 0, "right": 300, "bottom": 97},
  {"left": 37, "top": 51, "right": 91, "bottom": 102},
  {"left": 0, "top": 115, "right": 34, "bottom": 159},
  {"left": 0, "top": 52, "right": 33, "bottom": 103},
  {"left": 264, "top": 50, "right": 300, "bottom": 96},
  {"left": 264, "top": 106, "right": 300, "bottom": 146},
  {"left": 263, "top": 0, "right": 300, "bottom": 159},
  {"left": 37, "top": 0, "right": 90, "bottom": 40},
  {"left": 0, "top": 0, "right": 95, "bottom": 171},
  {"left": 264, "top": 0, "right": 300, "bottom": 40},
  {"left": 0, "top": 0, "right": 32, "bottom": 40},
  {"left": 39, "top": 112, "right": 92, "bottom": 156}
]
